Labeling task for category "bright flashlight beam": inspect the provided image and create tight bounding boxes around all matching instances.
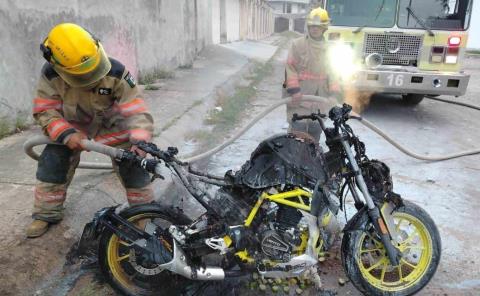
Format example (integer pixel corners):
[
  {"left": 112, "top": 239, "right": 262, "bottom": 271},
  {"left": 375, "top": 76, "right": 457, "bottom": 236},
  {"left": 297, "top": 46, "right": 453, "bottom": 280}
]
[{"left": 328, "top": 42, "right": 359, "bottom": 80}]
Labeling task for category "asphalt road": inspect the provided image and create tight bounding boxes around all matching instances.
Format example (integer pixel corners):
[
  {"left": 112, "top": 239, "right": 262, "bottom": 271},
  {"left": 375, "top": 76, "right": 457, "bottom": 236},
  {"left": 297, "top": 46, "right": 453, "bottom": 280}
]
[
  {"left": 356, "top": 54, "right": 480, "bottom": 295},
  {"left": 2, "top": 39, "right": 476, "bottom": 295},
  {"left": 206, "top": 53, "right": 480, "bottom": 295}
]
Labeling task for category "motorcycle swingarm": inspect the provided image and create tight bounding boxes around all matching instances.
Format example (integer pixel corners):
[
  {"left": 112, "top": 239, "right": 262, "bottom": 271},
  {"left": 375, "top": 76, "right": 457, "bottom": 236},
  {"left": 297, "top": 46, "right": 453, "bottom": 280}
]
[
  {"left": 78, "top": 207, "right": 174, "bottom": 264},
  {"left": 79, "top": 207, "right": 142, "bottom": 245},
  {"left": 77, "top": 207, "right": 117, "bottom": 257}
]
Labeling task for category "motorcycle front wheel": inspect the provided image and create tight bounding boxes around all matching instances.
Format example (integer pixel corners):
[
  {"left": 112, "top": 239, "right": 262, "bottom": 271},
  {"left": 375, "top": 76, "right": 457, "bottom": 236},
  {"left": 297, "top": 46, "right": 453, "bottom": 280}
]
[
  {"left": 98, "top": 203, "right": 192, "bottom": 296},
  {"left": 341, "top": 200, "right": 441, "bottom": 296}
]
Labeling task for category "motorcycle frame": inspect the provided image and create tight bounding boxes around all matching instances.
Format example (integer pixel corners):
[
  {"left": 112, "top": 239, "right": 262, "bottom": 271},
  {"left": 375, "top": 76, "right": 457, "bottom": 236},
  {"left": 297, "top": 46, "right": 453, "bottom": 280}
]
[
  {"left": 151, "top": 108, "right": 402, "bottom": 266},
  {"left": 244, "top": 188, "right": 312, "bottom": 227},
  {"left": 79, "top": 105, "right": 403, "bottom": 273}
]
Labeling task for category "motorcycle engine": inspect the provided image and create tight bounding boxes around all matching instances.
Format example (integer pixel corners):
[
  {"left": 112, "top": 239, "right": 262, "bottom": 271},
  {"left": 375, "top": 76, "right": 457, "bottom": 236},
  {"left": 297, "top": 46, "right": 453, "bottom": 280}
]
[
  {"left": 261, "top": 230, "right": 291, "bottom": 261},
  {"left": 260, "top": 205, "right": 305, "bottom": 261},
  {"left": 209, "top": 187, "right": 258, "bottom": 224}
]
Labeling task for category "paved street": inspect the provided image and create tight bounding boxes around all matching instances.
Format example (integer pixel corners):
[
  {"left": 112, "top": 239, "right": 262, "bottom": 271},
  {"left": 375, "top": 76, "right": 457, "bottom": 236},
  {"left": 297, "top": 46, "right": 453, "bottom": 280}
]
[
  {"left": 357, "top": 55, "right": 480, "bottom": 295},
  {"left": 0, "top": 39, "right": 279, "bottom": 296},
  {"left": 207, "top": 52, "right": 480, "bottom": 295},
  {"left": 0, "top": 35, "right": 479, "bottom": 295}
]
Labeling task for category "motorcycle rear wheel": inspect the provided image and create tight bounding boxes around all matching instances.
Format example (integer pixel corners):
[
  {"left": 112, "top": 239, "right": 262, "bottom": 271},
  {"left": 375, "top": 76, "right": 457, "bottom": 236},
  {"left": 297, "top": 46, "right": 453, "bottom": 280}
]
[
  {"left": 341, "top": 200, "right": 441, "bottom": 296},
  {"left": 98, "top": 203, "right": 191, "bottom": 296}
]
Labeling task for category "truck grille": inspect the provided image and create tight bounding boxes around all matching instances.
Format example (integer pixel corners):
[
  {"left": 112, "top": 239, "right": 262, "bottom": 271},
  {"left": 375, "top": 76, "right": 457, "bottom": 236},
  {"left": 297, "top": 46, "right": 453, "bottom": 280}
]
[{"left": 364, "top": 33, "right": 423, "bottom": 66}]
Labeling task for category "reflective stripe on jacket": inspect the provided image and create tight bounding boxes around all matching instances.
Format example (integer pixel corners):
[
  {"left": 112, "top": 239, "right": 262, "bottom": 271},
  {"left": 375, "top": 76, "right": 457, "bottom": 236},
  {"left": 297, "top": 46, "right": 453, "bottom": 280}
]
[
  {"left": 33, "top": 58, "right": 153, "bottom": 145},
  {"left": 284, "top": 36, "right": 341, "bottom": 117}
]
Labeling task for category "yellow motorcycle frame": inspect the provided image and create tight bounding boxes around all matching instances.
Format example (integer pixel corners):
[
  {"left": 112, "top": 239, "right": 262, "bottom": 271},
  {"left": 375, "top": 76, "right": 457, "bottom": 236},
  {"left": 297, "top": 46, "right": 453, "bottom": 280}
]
[
  {"left": 234, "top": 187, "right": 397, "bottom": 262},
  {"left": 244, "top": 188, "right": 312, "bottom": 227}
]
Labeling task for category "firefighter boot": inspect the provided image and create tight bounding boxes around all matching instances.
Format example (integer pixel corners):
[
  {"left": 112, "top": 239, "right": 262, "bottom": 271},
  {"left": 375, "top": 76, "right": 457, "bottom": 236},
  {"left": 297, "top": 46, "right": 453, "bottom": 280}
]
[{"left": 26, "top": 219, "right": 50, "bottom": 238}]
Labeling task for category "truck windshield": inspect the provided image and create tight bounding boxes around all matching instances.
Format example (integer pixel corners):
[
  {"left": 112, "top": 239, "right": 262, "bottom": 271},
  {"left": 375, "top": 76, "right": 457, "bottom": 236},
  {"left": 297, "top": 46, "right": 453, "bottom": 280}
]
[
  {"left": 326, "top": 0, "right": 397, "bottom": 28},
  {"left": 398, "top": 0, "right": 472, "bottom": 30}
]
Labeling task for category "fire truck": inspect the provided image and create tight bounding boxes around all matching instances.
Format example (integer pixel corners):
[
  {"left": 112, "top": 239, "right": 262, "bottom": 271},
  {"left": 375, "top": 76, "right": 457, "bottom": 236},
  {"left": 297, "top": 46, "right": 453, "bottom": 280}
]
[{"left": 323, "top": 0, "right": 473, "bottom": 104}]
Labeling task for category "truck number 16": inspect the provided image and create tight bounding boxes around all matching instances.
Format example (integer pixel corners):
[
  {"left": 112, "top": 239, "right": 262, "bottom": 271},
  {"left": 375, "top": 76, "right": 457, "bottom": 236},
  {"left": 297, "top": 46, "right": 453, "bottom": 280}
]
[{"left": 386, "top": 74, "right": 404, "bottom": 87}]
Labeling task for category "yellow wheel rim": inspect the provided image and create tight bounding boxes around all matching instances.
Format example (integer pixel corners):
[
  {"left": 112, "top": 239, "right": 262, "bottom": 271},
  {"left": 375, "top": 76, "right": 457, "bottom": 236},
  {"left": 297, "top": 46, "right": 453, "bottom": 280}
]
[
  {"left": 357, "top": 212, "right": 433, "bottom": 292},
  {"left": 106, "top": 213, "right": 163, "bottom": 292}
]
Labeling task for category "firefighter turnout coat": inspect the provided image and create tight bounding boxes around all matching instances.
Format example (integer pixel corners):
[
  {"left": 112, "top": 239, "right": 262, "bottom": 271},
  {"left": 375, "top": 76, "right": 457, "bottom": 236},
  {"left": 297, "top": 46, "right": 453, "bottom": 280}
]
[
  {"left": 31, "top": 58, "right": 154, "bottom": 222},
  {"left": 34, "top": 58, "right": 153, "bottom": 146},
  {"left": 284, "top": 36, "right": 340, "bottom": 119}
]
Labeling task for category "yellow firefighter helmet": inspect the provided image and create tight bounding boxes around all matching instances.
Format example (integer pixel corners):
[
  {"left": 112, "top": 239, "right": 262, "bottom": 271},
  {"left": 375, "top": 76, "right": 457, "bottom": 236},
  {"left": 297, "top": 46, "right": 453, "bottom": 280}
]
[
  {"left": 306, "top": 7, "right": 330, "bottom": 26},
  {"left": 40, "top": 23, "right": 111, "bottom": 87}
]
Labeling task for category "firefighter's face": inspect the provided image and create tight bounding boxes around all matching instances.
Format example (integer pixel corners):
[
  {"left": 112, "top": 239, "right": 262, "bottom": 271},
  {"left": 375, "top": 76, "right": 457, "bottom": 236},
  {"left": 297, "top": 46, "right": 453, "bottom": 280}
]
[{"left": 308, "top": 25, "right": 327, "bottom": 40}]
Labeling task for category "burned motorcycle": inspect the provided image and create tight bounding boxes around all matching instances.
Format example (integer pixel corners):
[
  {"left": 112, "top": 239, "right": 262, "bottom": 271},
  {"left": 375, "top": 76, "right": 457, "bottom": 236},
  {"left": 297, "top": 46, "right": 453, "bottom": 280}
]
[{"left": 79, "top": 104, "right": 441, "bottom": 296}]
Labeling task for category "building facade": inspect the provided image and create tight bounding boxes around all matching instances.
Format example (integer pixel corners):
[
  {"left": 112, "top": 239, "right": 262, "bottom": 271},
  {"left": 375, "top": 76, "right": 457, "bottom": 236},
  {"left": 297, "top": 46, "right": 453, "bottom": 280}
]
[
  {"left": 268, "top": 0, "right": 310, "bottom": 14},
  {"left": 0, "top": 0, "right": 275, "bottom": 132},
  {"left": 267, "top": 0, "right": 313, "bottom": 32}
]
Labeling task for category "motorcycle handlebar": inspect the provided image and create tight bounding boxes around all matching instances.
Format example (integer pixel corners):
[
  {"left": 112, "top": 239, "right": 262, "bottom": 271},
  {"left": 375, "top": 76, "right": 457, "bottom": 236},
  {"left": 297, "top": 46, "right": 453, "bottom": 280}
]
[
  {"left": 291, "top": 104, "right": 355, "bottom": 133},
  {"left": 291, "top": 104, "right": 354, "bottom": 126},
  {"left": 292, "top": 113, "right": 319, "bottom": 122}
]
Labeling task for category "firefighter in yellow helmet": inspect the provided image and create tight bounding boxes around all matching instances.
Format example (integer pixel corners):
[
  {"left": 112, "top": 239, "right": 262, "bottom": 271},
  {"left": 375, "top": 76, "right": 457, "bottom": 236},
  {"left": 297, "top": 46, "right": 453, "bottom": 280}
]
[
  {"left": 284, "top": 8, "right": 340, "bottom": 141},
  {"left": 26, "top": 23, "right": 154, "bottom": 238}
]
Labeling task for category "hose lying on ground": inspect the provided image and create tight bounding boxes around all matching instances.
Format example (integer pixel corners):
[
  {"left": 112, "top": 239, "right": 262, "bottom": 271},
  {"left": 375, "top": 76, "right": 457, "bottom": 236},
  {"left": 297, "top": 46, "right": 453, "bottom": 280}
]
[
  {"left": 23, "top": 95, "right": 480, "bottom": 169},
  {"left": 425, "top": 95, "right": 480, "bottom": 111}
]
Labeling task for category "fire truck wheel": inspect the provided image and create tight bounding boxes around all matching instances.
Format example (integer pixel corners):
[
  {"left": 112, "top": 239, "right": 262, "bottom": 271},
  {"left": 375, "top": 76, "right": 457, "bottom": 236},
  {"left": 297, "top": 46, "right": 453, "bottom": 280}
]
[{"left": 402, "top": 94, "right": 424, "bottom": 105}]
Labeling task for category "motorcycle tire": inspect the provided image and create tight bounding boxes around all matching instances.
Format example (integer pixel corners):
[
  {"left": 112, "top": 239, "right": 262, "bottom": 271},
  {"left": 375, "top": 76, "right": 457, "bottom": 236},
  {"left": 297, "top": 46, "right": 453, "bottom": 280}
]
[
  {"left": 341, "top": 200, "right": 441, "bottom": 296},
  {"left": 98, "top": 203, "right": 192, "bottom": 296}
]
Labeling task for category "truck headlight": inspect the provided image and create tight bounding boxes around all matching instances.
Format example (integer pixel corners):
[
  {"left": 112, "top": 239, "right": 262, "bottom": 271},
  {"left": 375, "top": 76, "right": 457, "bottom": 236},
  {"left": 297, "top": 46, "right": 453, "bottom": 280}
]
[
  {"left": 445, "top": 55, "right": 458, "bottom": 64},
  {"left": 445, "top": 47, "right": 459, "bottom": 64},
  {"left": 365, "top": 53, "right": 383, "bottom": 68}
]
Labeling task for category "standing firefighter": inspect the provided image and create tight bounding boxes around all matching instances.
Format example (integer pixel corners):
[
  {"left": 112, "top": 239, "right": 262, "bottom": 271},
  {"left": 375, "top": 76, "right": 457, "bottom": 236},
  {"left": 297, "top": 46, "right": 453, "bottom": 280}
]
[
  {"left": 26, "top": 23, "right": 154, "bottom": 238},
  {"left": 284, "top": 8, "right": 340, "bottom": 141}
]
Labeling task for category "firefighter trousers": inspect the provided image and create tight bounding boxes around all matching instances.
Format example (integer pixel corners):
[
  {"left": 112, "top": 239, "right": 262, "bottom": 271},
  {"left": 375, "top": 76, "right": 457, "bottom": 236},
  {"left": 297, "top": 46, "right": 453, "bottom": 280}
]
[{"left": 32, "top": 144, "right": 153, "bottom": 223}]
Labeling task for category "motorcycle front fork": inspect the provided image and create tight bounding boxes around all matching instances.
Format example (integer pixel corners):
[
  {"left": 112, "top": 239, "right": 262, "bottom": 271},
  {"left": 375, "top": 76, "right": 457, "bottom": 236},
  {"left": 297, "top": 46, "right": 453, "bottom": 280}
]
[{"left": 340, "top": 139, "right": 401, "bottom": 266}]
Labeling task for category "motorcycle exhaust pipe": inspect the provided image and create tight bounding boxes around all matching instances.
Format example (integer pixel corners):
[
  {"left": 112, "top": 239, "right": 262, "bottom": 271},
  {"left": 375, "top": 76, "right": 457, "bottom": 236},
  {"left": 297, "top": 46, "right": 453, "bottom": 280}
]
[
  {"left": 179, "top": 264, "right": 225, "bottom": 280},
  {"left": 224, "top": 270, "right": 248, "bottom": 277},
  {"left": 160, "top": 240, "right": 225, "bottom": 280}
]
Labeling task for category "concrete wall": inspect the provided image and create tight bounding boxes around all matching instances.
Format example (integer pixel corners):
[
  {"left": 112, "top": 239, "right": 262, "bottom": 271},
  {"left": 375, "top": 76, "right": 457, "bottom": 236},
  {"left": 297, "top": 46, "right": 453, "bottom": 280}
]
[
  {"left": 217, "top": 0, "right": 275, "bottom": 43},
  {"left": 212, "top": 0, "right": 222, "bottom": 44},
  {"left": 226, "top": 0, "right": 241, "bottom": 42},
  {"left": 0, "top": 0, "right": 274, "bottom": 131},
  {"left": 239, "top": 0, "right": 275, "bottom": 40}
]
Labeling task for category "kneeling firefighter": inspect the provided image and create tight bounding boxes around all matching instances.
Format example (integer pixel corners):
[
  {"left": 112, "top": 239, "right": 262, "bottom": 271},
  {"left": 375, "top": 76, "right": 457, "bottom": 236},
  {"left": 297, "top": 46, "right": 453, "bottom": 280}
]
[
  {"left": 284, "top": 8, "right": 341, "bottom": 142},
  {"left": 27, "top": 23, "right": 154, "bottom": 238}
]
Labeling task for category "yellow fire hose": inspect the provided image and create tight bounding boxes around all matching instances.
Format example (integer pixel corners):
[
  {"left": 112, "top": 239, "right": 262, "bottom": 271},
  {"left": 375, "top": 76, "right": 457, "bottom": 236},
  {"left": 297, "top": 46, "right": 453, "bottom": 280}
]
[{"left": 23, "top": 95, "right": 480, "bottom": 168}]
